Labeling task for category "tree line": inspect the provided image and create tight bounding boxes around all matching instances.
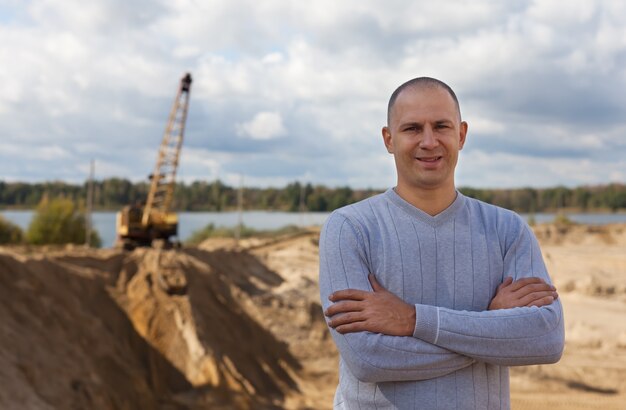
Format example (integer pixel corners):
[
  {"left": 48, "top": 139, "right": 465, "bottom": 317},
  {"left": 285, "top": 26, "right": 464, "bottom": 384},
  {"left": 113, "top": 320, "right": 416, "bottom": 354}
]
[{"left": 1, "top": 179, "right": 625, "bottom": 213}]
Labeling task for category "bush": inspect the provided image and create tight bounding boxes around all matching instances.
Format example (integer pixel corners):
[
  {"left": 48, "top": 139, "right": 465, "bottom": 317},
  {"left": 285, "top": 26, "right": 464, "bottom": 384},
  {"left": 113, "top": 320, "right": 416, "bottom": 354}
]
[
  {"left": 26, "top": 197, "right": 102, "bottom": 247},
  {"left": 553, "top": 212, "right": 575, "bottom": 226},
  {"left": 0, "top": 216, "right": 23, "bottom": 244}
]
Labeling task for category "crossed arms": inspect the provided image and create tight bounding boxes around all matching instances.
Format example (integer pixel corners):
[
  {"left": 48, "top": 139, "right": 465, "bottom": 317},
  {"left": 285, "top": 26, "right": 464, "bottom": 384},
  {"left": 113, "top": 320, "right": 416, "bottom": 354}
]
[
  {"left": 326, "top": 274, "right": 557, "bottom": 336},
  {"left": 319, "top": 213, "right": 565, "bottom": 383}
]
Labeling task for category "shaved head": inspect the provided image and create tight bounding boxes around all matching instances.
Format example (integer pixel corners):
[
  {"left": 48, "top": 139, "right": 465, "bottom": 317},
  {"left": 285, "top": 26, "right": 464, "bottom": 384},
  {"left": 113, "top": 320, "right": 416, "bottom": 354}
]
[{"left": 387, "top": 77, "right": 461, "bottom": 126}]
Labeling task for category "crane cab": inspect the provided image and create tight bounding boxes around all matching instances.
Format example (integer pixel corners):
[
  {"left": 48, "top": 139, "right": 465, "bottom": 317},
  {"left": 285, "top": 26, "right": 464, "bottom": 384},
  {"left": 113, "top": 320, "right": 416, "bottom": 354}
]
[{"left": 115, "top": 205, "right": 179, "bottom": 250}]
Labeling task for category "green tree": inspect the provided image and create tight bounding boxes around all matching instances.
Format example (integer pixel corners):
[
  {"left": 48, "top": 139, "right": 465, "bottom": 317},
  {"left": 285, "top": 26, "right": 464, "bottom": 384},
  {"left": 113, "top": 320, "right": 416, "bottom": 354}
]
[
  {"left": 26, "top": 197, "right": 102, "bottom": 246},
  {"left": 0, "top": 216, "right": 23, "bottom": 244},
  {"left": 510, "top": 188, "right": 537, "bottom": 213},
  {"left": 281, "top": 182, "right": 303, "bottom": 211},
  {"left": 603, "top": 183, "right": 626, "bottom": 211},
  {"left": 100, "top": 178, "right": 133, "bottom": 208},
  {"left": 307, "top": 187, "right": 329, "bottom": 211},
  {"left": 572, "top": 187, "right": 592, "bottom": 211},
  {"left": 328, "top": 186, "right": 353, "bottom": 210},
  {"left": 211, "top": 180, "right": 224, "bottom": 211}
]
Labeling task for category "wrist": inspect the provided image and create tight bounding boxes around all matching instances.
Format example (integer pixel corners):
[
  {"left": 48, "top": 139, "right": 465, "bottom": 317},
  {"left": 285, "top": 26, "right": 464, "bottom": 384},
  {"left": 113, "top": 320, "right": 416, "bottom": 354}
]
[{"left": 405, "top": 305, "right": 417, "bottom": 336}]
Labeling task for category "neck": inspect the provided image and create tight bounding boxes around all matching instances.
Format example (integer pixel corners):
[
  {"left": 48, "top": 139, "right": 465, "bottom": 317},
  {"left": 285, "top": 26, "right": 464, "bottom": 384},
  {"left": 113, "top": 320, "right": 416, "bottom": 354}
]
[{"left": 394, "top": 184, "right": 458, "bottom": 216}]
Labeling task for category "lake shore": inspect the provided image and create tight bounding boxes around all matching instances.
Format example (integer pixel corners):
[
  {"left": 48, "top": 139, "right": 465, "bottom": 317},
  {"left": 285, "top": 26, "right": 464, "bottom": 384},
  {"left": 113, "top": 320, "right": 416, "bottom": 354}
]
[{"left": 3, "top": 209, "right": 626, "bottom": 248}]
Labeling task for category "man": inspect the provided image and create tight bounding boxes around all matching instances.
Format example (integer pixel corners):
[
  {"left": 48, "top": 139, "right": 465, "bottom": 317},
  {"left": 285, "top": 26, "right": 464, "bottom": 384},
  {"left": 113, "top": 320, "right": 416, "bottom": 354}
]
[{"left": 319, "top": 77, "right": 564, "bottom": 409}]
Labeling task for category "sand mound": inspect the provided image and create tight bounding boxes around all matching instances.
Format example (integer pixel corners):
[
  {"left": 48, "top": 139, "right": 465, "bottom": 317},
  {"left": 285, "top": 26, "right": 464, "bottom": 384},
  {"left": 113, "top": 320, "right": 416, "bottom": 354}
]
[
  {"left": 0, "top": 233, "right": 332, "bottom": 409},
  {"left": 0, "top": 248, "right": 162, "bottom": 409}
]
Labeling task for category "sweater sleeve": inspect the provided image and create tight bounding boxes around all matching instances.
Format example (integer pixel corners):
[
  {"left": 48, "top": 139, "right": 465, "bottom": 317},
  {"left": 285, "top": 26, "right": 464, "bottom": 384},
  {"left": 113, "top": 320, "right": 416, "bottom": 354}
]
[
  {"left": 412, "top": 215, "right": 565, "bottom": 366},
  {"left": 319, "top": 212, "right": 475, "bottom": 383}
]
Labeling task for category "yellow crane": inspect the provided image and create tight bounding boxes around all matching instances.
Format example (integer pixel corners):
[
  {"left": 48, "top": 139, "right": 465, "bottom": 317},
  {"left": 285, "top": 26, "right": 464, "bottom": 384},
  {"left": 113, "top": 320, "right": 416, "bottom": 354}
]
[{"left": 115, "top": 73, "right": 192, "bottom": 250}]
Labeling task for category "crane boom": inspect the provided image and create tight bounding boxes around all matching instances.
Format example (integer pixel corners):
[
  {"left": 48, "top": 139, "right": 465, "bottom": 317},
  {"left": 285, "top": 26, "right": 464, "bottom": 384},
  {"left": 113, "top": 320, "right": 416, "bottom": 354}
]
[{"left": 142, "top": 73, "right": 192, "bottom": 226}]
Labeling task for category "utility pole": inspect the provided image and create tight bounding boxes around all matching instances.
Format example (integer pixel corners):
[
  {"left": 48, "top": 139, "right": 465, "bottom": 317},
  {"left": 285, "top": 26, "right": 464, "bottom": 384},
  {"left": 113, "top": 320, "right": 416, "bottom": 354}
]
[
  {"left": 235, "top": 174, "right": 244, "bottom": 246},
  {"left": 299, "top": 181, "right": 307, "bottom": 213},
  {"left": 85, "top": 159, "right": 95, "bottom": 247},
  {"left": 299, "top": 180, "right": 308, "bottom": 226}
]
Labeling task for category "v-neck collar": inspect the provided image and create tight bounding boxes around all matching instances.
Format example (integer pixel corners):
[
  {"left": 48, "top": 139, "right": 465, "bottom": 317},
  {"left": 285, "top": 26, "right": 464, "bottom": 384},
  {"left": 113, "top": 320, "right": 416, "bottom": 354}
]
[{"left": 384, "top": 187, "right": 466, "bottom": 227}]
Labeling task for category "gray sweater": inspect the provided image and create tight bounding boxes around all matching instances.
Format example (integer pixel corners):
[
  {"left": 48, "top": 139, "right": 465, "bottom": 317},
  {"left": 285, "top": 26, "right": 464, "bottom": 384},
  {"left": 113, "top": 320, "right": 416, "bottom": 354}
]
[{"left": 319, "top": 189, "right": 564, "bottom": 409}]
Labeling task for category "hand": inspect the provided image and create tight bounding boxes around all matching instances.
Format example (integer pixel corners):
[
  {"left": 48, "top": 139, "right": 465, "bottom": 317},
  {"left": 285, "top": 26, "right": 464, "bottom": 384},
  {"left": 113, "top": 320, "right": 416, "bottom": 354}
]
[
  {"left": 488, "top": 277, "right": 558, "bottom": 310},
  {"left": 324, "top": 274, "right": 416, "bottom": 336}
]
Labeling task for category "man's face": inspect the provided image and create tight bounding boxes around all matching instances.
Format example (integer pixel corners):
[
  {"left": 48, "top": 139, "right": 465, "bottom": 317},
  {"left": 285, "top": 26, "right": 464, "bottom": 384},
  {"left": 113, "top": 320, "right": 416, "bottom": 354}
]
[{"left": 382, "top": 86, "right": 468, "bottom": 193}]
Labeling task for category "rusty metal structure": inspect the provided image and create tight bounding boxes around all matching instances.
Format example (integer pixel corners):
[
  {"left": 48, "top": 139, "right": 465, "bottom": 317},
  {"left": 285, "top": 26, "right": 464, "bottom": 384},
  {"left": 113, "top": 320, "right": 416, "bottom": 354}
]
[{"left": 116, "top": 73, "right": 192, "bottom": 249}]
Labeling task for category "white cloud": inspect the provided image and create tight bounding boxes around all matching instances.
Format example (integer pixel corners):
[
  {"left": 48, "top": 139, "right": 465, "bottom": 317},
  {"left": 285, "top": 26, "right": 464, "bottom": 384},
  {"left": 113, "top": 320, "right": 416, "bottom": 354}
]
[
  {"left": 465, "top": 117, "right": 506, "bottom": 135},
  {"left": 236, "top": 111, "right": 287, "bottom": 140},
  {"left": 262, "top": 52, "right": 284, "bottom": 64},
  {"left": 0, "top": 143, "right": 70, "bottom": 160},
  {"left": 0, "top": 0, "right": 624, "bottom": 188}
]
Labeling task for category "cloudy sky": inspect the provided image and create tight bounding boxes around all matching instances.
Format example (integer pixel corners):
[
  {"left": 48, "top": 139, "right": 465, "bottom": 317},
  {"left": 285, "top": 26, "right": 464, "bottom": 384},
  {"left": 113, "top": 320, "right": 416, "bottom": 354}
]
[{"left": 1, "top": 0, "right": 625, "bottom": 189}]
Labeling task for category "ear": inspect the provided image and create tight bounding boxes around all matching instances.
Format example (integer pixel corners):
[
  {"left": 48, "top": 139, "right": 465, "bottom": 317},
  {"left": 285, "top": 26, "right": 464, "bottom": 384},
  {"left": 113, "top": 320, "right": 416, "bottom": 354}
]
[
  {"left": 382, "top": 126, "right": 394, "bottom": 154},
  {"left": 458, "top": 121, "right": 468, "bottom": 150}
]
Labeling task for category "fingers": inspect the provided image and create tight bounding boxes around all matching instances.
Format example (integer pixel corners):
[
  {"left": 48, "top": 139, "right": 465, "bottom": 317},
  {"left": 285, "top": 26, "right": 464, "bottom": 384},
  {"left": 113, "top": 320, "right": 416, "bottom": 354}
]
[
  {"left": 508, "top": 277, "right": 546, "bottom": 291},
  {"left": 518, "top": 290, "right": 558, "bottom": 306},
  {"left": 330, "top": 275, "right": 386, "bottom": 301},
  {"left": 369, "top": 274, "right": 384, "bottom": 291},
  {"left": 490, "top": 276, "right": 558, "bottom": 310},
  {"left": 324, "top": 300, "right": 363, "bottom": 317},
  {"left": 335, "top": 321, "right": 368, "bottom": 334},
  {"left": 329, "top": 289, "right": 369, "bottom": 302},
  {"left": 514, "top": 282, "right": 556, "bottom": 298},
  {"left": 526, "top": 295, "right": 555, "bottom": 308},
  {"left": 497, "top": 276, "right": 514, "bottom": 291},
  {"left": 328, "top": 312, "right": 365, "bottom": 328}
]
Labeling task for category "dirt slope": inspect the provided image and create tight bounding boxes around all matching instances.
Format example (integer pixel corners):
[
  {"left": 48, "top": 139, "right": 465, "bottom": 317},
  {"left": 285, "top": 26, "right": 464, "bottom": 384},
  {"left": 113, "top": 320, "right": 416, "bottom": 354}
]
[
  {"left": 0, "top": 249, "right": 164, "bottom": 409},
  {"left": 0, "top": 235, "right": 330, "bottom": 409}
]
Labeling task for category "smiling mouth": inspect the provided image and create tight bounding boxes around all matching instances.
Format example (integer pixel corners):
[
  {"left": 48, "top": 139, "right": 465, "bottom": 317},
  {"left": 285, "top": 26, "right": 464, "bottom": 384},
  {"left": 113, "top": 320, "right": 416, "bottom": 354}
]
[{"left": 416, "top": 156, "right": 442, "bottom": 162}]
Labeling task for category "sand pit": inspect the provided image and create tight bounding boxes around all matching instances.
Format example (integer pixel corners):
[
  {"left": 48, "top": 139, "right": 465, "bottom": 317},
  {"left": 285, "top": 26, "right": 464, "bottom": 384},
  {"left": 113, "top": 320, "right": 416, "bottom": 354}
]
[
  {"left": 0, "top": 223, "right": 624, "bottom": 409},
  {"left": 0, "top": 231, "right": 333, "bottom": 409}
]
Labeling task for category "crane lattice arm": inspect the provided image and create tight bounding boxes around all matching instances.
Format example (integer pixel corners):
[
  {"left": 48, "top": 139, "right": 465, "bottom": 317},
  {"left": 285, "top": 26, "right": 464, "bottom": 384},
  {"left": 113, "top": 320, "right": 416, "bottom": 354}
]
[{"left": 142, "top": 73, "right": 192, "bottom": 226}]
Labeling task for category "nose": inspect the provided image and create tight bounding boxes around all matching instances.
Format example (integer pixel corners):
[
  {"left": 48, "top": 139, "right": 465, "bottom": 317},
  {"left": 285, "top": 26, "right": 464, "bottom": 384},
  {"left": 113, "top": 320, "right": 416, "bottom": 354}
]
[{"left": 419, "top": 126, "right": 439, "bottom": 149}]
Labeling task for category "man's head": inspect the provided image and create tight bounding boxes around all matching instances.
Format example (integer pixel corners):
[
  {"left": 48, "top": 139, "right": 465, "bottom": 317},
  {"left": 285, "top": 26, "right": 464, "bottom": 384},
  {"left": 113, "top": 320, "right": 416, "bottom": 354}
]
[
  {"left": 382, "top": 77, "right": 468, "bottom": 197},
  {"left": 387, "top": 77, "right": 462, "bottom": 126}
]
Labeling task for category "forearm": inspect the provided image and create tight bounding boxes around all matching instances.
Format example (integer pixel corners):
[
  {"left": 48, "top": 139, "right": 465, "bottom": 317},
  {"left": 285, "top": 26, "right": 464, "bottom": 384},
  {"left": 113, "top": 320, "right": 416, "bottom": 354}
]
[
  {"left": 327, "top": 325, "right": 475, "bottom": 383},
  {"left": 412, "top": 299, "right": 564, "bottom": 365}
]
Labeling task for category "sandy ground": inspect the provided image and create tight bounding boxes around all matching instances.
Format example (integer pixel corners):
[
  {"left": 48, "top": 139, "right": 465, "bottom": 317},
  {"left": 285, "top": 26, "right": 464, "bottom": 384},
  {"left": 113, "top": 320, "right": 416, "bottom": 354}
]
[
  {"left": 0, "top": 223, "right": 624, "bottom": 409},
  {"left": 242, "top": 224, "right": 626, "bottom": 409},
  {"left": 508, "top": 224, "right": 626, "bottom": 410}
]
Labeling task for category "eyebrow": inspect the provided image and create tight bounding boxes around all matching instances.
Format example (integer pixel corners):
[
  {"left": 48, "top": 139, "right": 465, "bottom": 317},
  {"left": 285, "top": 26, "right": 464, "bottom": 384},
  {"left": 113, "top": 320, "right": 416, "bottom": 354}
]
[
  {"left": 399, "top": 121, "right": 422, "bottom": 129},
  {"left": 398, "top": 119, "right": 454, "bottom": 129}
]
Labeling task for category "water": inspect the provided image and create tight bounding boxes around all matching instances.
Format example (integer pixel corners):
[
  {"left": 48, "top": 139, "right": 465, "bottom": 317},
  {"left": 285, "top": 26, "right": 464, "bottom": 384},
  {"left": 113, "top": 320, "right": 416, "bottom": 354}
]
[
  {"left": 3, "top": 210, "right": 626, "bottom": 248},
  {"left": 519, "top": 212, "right": 626, "bottom": 225},
  {"left": 0, "top": 210, "right": 331, "bottom": 247}
]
